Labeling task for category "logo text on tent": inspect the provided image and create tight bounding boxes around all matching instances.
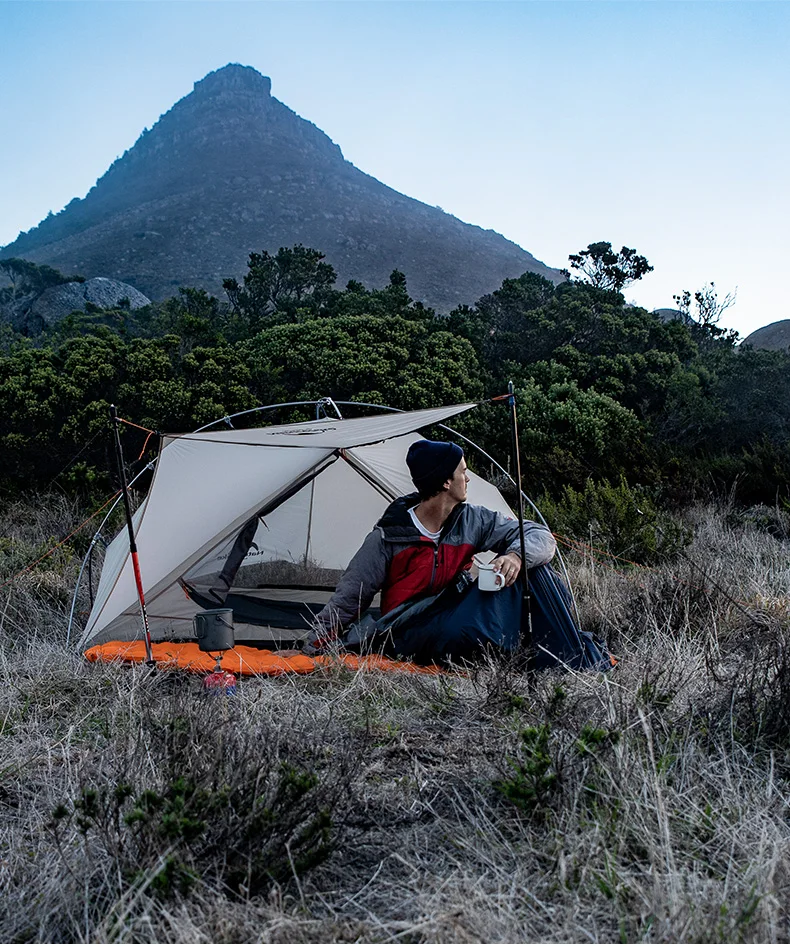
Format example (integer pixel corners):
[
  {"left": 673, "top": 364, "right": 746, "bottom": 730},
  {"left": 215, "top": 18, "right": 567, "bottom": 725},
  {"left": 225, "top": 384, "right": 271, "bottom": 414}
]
[{"left": 267, "top": 426, "right": 338, "bottom": 436}]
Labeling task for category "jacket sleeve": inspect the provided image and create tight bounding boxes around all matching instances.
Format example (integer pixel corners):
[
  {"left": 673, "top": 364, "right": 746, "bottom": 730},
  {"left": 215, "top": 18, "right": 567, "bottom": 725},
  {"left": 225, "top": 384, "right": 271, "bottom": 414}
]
[
  {"left": 313, "top": 527, "right": 389, "bottom": 632},
  {"left": 476, "top": 506, "right": 557, "bottom": 568}
]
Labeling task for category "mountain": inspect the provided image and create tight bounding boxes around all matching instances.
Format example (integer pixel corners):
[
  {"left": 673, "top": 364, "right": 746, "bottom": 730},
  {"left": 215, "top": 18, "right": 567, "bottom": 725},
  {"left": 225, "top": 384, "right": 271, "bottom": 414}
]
[
  {"left": 0, "top": 64, "right": 561, "bottom": 312},
  {"left": 742, "top": 320, "right": 790, "bottom": 352}
]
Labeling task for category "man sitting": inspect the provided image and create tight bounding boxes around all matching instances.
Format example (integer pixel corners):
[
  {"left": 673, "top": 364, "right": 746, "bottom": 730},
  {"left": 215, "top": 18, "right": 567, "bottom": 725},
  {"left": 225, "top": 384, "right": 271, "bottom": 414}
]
[{"left": 306, "top": 439, "right": 556, "bottom": 664}]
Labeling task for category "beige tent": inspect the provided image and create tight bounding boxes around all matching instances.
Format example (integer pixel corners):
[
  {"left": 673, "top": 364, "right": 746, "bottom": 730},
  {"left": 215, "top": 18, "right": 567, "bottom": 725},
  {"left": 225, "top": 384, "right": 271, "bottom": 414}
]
[{"left": 78, "top": 403, "right": 517, "bottom": 651}]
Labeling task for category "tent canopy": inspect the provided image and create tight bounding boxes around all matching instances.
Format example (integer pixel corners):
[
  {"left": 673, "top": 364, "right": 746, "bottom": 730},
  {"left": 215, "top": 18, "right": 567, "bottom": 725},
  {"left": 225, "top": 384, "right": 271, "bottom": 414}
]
[{"left": 79, "top": 402, "right": 517, "bottom": 651}]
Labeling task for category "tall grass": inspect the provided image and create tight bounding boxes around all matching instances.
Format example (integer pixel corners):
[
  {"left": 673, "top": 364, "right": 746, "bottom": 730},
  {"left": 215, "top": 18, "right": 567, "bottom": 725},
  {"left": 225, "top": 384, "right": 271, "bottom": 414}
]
[{"left": 1, "top": 494, "right": 789, "bottom": 943}]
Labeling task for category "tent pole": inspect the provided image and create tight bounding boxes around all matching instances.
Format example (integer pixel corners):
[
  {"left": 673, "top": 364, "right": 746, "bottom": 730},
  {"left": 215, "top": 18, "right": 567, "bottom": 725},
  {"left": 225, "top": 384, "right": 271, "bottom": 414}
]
[
  {"left": 66, "top": 534, "right": 97, "bottom": 646},
  {"left": 110, "top": 404, "right": 154, "bottom": 665},
  {"left": 507, "top": 382, "right": 533, "bottom": 653}
]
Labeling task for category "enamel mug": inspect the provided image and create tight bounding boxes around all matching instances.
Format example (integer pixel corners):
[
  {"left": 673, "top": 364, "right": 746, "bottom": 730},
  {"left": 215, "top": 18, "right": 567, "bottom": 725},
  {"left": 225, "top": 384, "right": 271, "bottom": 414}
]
[{"left": 477, "top": 561, "right": 504, "bottom": 592}]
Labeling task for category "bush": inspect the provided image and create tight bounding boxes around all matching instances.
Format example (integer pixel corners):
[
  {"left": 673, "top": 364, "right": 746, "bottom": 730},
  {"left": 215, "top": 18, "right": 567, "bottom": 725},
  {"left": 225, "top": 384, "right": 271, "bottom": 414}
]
[
  {"left": 47, "top": 688, "right": 345, "bottom": 917},
  {"left": 53, "top": 761, "right": 332, "bottom": 901},
  {"left": 540, "top": 477, "right": 691, "bottom": 566}
]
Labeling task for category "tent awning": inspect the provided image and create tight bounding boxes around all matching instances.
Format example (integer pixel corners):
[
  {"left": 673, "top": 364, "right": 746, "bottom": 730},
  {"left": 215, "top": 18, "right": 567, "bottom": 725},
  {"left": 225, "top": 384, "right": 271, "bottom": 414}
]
[{"left": 163, "top": 402, "right": 477, "bottom": 450}]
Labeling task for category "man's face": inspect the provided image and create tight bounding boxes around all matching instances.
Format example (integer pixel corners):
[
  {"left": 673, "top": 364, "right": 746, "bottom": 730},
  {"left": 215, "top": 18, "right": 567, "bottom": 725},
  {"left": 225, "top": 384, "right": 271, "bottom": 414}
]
[{"left": 445, "top": 458, "right": 469, "bottom": 503}]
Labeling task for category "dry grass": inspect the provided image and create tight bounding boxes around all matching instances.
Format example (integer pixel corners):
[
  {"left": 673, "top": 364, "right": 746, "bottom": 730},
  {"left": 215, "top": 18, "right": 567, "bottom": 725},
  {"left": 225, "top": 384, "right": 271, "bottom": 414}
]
[{"left": 1, "top": 495, "right": 790, "bottom": 943}]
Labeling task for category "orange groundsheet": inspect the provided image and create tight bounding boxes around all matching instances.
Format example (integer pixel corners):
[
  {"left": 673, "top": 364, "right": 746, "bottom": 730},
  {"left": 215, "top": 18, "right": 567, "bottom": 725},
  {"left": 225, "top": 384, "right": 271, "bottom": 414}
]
[{"left": 84, "top": 641, "right": 442, "bottom": 676}]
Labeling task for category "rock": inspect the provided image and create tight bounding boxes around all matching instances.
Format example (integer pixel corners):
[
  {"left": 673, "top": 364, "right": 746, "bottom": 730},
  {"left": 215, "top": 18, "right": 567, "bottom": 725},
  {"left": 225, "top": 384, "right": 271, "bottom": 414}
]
[
  {"left": 28, "top": 277, "right": 151, "bottom": 325},
  {"left": 742, "top": 319, "right": 790, "bottom": 352},
  {"left": 653, "top": 308, "right": 694, "bottom": 324}
]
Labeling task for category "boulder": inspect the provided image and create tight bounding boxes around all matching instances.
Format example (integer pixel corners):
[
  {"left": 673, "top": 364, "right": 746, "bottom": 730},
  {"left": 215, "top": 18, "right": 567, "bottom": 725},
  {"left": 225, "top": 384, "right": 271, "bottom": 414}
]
[
  {"left": 28, "top": 277, "right": 151, "bottom": 325},
  {"left": 742, "top": 319, "right": 790, "bottom": 352}
]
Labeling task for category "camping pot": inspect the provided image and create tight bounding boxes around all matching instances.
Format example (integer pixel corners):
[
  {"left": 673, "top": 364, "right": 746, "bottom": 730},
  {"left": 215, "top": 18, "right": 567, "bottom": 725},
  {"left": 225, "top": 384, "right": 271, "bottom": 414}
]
[{"left": 193, "top": 608, "right": 235, "bottom": 652}]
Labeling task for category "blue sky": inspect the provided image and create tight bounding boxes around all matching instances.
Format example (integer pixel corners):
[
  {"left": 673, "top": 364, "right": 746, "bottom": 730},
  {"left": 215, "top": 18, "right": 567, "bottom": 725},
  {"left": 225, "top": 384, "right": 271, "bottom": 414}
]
[{"left": 1, "top": 1, "right": 788, "bottom": 336}]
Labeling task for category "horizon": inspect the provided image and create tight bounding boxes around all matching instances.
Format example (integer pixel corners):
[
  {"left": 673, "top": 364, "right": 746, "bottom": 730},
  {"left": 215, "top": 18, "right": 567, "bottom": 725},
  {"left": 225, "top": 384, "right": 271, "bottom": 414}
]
[{"left": 1, "top": 1, "right": 788, "bottom": 338}]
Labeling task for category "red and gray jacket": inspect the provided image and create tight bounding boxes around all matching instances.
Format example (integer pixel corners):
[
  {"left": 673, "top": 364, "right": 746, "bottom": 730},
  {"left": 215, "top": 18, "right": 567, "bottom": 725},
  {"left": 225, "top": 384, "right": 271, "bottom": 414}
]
[{"left": 315, "top": 494, "right": 556, "bottom": 632}]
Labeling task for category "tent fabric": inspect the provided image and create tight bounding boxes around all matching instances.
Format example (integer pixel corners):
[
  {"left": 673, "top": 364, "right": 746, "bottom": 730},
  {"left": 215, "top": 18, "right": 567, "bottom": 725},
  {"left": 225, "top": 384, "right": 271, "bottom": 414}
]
[
  {"left": 164, "top": 402, "right": 477, "bottom": 450},
  {"left": 80, "top": 445, "right": 333, "bottom": 648},
  {"left": 84, "top": 641, "right": 443, "bottom": 676},
  {"left": 79, "top": 403, "right": 487, "bottom": 651}
]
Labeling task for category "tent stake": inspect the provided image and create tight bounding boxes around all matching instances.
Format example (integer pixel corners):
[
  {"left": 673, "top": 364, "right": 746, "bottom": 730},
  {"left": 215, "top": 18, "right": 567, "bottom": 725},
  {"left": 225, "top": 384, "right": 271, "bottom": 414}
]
[
  {"left": 110, "top": 404, "right": 155, "bottom": 665},
  {"left": 507, "top": 381, "right": 533, "bottom": 653}
]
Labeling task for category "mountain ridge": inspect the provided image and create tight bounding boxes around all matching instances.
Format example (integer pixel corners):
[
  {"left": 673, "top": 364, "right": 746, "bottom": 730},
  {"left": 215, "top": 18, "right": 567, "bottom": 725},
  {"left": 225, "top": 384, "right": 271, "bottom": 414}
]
[{"left": 1, "top": 64, "right": 561, "bottom": 310}]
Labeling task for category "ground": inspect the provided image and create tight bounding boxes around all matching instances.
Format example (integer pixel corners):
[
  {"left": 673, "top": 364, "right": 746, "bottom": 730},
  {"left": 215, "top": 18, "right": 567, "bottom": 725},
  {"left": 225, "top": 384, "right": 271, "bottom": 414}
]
[{"left": 1, "top": 498, "right": 789, "bottom": 943}]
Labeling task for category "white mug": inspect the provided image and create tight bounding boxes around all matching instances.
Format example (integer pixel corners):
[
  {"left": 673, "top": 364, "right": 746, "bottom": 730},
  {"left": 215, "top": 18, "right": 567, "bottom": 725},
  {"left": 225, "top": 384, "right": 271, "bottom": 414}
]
[{"left": 477, "top": 561, "right": 504, "bottom": 592}]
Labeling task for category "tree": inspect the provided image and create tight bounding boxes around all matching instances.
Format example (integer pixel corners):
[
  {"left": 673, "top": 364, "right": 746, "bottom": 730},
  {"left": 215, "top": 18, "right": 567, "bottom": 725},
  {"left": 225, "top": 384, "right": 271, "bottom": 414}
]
[
  {"left": 562, "top": 242, "right": 653, "bottom": 293},
  {"left": 470, "top": 375, "right": 647, "bottom": 493},
  {"left": 447, "top": 272, "right": 557, "bottom": 369},
  {"left": 240, "top": 314, "right": 482, "bottom": 409},
  {"left": 0, "top": 258, "right": 83, "bottom": 300},
  {"left": 325, "top": 270, "right": 437, "bottom": 325},
  {"left": 141, "top": 288, "right": 227, "bottom": 353},
  {"left": 223, "top": 245, "right": 336, "bottom": 328},
  {"left": 0, "top": 329, "right": 256, "bottom": 490},
  {"left": 673, "top": 282, "right": 736, "bottom": 328}
]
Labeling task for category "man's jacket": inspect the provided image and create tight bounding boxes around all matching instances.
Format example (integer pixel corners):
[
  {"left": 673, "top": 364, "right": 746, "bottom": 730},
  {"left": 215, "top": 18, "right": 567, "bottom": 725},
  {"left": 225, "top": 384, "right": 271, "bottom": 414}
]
[{"left": 315, "top": 493, "right": 557, "bottom": 632}]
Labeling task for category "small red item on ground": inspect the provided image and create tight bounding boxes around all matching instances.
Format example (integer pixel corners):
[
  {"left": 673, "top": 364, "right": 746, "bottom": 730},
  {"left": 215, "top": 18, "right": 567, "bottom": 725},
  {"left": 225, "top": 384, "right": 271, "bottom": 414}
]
[{"left": 203, "top": 669, "right": 237, "bottom": 693}]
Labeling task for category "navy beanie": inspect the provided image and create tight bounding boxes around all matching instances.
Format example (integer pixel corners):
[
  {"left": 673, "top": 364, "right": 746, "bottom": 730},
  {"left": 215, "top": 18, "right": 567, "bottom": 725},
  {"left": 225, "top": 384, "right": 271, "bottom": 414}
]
[{"left": 406, "top": 440, "right": 464, "bottom": 493}]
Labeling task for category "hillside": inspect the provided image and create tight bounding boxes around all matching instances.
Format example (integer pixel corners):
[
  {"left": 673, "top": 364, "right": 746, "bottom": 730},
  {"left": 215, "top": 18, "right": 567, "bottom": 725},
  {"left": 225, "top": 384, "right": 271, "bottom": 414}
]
[{"left": 0, "top": 64, "right": 560, "bottom": 311}]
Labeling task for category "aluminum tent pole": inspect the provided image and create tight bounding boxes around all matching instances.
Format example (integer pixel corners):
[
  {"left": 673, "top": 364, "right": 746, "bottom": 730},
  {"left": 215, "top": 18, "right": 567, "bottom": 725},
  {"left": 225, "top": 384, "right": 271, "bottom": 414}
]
[
  {"left": 110, "top": 404, "right": 154, "bottom": 665},
  {"left": 507, "top": 381, "right": 533, "bottom": 652}
]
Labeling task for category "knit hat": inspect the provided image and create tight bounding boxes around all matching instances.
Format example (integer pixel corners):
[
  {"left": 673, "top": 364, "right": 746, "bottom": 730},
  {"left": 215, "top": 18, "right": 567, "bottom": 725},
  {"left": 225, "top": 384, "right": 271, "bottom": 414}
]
[{"left": 406, "top": 440, "right": 464, "bottom": 493}]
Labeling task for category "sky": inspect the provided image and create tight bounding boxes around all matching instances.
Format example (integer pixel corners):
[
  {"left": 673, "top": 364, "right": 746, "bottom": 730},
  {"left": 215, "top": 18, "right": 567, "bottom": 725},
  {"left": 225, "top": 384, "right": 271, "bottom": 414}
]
[{"left": 1, "top": 0, "right": 788, "bottom": 338}]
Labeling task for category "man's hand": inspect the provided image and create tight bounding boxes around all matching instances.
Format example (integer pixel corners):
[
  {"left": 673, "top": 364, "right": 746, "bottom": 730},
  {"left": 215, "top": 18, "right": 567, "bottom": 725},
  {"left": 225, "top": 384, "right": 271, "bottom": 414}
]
[{"left": 489, "top": 551, "right": 522, "bottom": 587}]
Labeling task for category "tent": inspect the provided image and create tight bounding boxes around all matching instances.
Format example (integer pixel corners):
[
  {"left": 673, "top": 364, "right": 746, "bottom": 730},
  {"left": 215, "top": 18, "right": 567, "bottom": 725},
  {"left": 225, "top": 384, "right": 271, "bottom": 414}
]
[{"left": 77, "top": 401, "right": 609, "bottom": 671}]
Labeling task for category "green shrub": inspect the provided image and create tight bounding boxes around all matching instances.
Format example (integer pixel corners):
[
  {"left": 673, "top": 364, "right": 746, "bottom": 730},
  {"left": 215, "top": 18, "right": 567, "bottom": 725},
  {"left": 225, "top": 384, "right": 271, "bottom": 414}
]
[
  {"left": 49, "top": 700, "right": 341, "bottom": 905},
  {"left": 495, "top": 724, "right": 559, "bottom": 818},
  {"left": 52, "top": 760, "right": 333, "bottom": 900},
  {"left": 540, "top": 477, "right": 691, "bottom": 566}
]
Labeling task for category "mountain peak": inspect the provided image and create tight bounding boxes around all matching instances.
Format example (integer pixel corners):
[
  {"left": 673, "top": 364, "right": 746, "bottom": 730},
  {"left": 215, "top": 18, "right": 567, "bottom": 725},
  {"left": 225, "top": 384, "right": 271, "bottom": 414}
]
[
  {"left": 1, "top": 67, "right": 560, "bottom": 310},
  {"left": 193, "top": 64, "right": 272, "bottom": 100}
]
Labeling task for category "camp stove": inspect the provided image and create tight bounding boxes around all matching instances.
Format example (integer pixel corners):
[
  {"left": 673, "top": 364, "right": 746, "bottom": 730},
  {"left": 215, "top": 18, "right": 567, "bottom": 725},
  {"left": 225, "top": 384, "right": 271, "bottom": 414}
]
[
  {"left": 194, "top": 608, "right": 237, "bottom": 693},
  {"left": 203, "top": 667, "right": 237, "bottom": 694}
]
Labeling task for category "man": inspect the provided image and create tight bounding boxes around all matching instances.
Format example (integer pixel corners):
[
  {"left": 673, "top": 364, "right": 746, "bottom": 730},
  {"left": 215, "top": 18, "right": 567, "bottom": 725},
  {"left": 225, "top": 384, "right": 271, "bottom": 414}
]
[{"left": 306, "top": 439, "right": 556, "bottom": 664}]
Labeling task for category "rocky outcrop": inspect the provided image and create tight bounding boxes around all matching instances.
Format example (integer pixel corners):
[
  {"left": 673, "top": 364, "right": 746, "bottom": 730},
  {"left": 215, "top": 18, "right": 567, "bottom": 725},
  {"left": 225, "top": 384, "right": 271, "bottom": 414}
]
[
  {"left": 742, "top": 320, "right": 790, "bottom": 351},
  {"left": 1, "top": 276, "right": 150, "bottom": 332},
  {"left": 28, "top": 277, "right": 150, "bottom": 325},
  {"left": 1, "top": 64, "right": 561, "bottom": 311}
]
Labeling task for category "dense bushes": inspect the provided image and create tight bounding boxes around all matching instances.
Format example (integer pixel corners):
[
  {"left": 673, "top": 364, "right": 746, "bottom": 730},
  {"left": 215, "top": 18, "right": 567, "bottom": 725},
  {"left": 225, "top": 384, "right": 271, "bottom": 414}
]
[
  {"left": 0, "top": 252, "right": 788, "bottom": 507},
  {"left": 241, "top": 314, "right": 482, "bottom": 408},
  {"left": 539, "top": 477, "right": 692, "bottom": 566},
  {"left": 0, "top": 331, "right": 257, "bottom": 487}
]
